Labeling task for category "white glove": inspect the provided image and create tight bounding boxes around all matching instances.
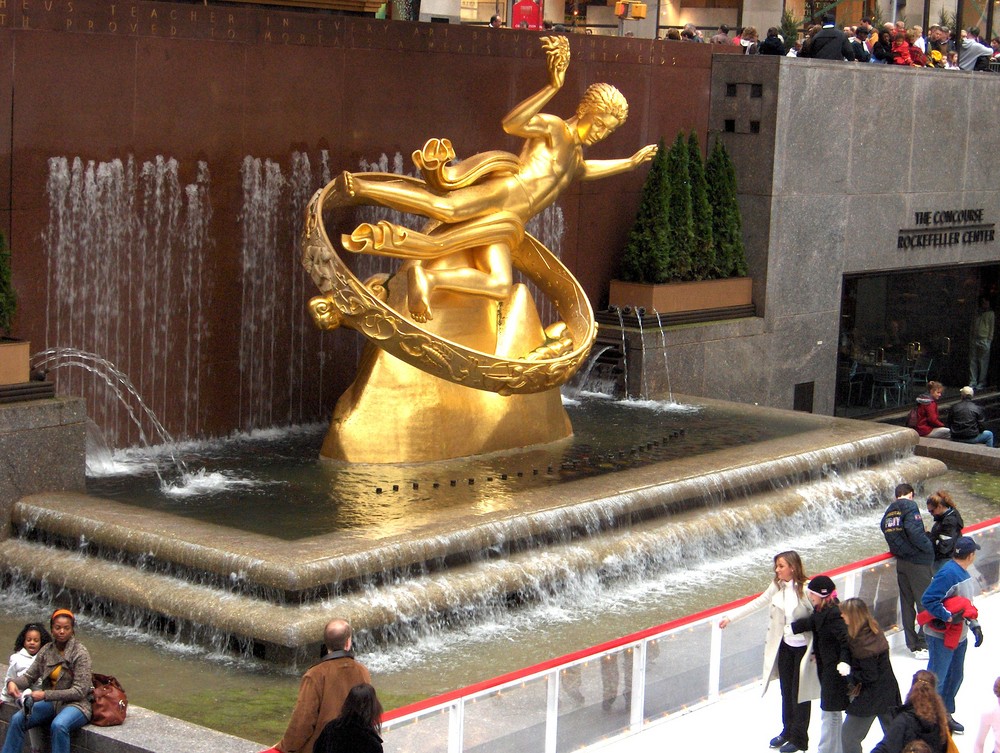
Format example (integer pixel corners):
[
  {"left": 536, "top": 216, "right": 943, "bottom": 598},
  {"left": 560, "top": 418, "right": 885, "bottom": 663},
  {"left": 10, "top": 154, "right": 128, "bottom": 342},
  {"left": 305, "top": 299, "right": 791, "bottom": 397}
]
[
  {"left": 783, "top": 624, "right": 794, "bottom": 637},
  {"left": 837, "top": 662, "right": 851, "bottom": 677}
]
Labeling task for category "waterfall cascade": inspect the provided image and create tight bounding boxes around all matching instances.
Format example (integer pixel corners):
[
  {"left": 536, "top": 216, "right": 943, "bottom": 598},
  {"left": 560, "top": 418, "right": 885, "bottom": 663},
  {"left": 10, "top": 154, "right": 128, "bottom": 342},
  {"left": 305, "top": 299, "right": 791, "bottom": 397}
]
[{"left": 0, "top": 399, "right": 945, "bottom": 662}]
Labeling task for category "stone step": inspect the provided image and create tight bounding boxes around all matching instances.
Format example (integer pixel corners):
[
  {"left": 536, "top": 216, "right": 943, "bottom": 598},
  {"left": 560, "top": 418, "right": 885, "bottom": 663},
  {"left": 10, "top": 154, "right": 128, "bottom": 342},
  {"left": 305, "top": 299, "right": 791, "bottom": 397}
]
[
  {"left": 0, "top": 452, "right": 946, "bottom": 657},
  {"left": 10, "top": 419, "right": 928, "bottom": 605}
]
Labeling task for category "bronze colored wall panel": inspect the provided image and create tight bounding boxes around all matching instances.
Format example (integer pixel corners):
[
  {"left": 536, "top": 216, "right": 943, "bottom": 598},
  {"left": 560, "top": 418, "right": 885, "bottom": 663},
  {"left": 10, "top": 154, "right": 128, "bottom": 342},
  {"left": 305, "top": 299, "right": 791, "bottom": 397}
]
[
  {"left": 2, "top": 4, "right": 715, "bottom": 447},
  {"left": 0, "top": 30, "right": 11, "bottom": 239}
]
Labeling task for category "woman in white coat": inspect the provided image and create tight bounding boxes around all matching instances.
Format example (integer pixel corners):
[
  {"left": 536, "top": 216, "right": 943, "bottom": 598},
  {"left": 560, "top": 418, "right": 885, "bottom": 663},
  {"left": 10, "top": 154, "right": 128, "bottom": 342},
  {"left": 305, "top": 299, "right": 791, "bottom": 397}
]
[{"left": 719, "top": 550, "right": 821, "bottom": 753}]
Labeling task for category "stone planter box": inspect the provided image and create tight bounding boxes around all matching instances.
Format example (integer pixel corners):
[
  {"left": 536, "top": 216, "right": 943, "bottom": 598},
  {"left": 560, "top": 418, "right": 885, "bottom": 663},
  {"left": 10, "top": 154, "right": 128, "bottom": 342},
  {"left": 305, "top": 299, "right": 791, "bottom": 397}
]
[
  {"left": 608, "top": 277, "right": 752, "bottom": 314},
  {"left": 0, "top": 339, "right": 30, "bottom": 386}
]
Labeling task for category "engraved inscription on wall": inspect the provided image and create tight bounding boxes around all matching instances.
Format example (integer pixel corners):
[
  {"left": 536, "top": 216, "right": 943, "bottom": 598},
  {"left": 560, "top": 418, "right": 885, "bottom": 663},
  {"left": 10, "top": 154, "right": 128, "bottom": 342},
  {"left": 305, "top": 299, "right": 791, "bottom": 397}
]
[{"left": 898, "top": 208, "right": 996, "bottom": 250}]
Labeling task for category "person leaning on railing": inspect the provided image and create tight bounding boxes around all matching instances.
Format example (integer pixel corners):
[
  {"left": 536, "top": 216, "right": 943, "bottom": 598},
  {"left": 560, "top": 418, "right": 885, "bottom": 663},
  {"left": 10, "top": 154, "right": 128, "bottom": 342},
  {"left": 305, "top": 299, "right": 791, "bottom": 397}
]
[{"left": 958, "top": 28, "right": 994, "bottom": 70}]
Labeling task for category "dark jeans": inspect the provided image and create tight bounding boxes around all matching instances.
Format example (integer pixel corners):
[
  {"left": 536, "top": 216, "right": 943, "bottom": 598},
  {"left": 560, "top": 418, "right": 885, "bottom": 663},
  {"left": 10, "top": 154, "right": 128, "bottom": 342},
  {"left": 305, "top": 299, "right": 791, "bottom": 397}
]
[
  {"left": 896, "top": 558, "right": 932, "bottom": 651},
  {"left": 842, "top": 711, "right": 894, "bottom": 753},
  {"left": 778, "top": 641, "right": 811, "bottom": 749}
]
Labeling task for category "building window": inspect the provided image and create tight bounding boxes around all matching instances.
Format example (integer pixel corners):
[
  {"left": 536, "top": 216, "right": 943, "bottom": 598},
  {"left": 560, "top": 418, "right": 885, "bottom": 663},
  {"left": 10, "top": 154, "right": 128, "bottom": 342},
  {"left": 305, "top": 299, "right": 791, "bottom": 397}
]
[
  {"left": 835, "top": 264, "right": 1000, "bottom": 418},
  {"left": 724, "top": 119, "right": 735, "bottom": 132},
  {"left": 750, "top": 84, "right": 763, "bottom": 98}
]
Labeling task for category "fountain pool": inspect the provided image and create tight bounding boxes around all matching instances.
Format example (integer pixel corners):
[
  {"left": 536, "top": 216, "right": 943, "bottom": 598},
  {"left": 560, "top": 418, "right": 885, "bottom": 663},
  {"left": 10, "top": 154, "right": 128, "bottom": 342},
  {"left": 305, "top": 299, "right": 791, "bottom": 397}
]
[
  {"left": 83, "top": 395, "right": 800, "bottom": 538},
  {"left": 1, "top": 466, "right": 998, "bottom": 746},
  {"left": 0, "top": 393, "right": 944, "bottom": 666}
]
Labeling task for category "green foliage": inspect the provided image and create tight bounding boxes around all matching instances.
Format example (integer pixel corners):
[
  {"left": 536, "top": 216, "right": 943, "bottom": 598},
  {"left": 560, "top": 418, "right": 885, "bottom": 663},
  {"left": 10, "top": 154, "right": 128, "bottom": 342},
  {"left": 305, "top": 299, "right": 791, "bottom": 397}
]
[
  {"left": 870, "top": 3, "right": 885, "bottom": 29},
  {"left": 620, "top": 138, "right": 669, "bottom": 283},
  {"left": 705, "top": 140, "right": 747, "bottom": 278},
  {"left": 780, "top": 8, "right": 801, "bottom": 45},
  {"left": 687, "top": 133, "right": 715, "bottom": 280},
  {"left": 620, "top": 133, "right": 746, "bottom": 284},
  {"left": 0, "top": 232, "right": 16, "bottom": 336},
  {"left": 663, "top": 133, "right": 693, "bottom": 281},
  {"left": 937, "top": 8, "right": 956, "bottom": 29}
]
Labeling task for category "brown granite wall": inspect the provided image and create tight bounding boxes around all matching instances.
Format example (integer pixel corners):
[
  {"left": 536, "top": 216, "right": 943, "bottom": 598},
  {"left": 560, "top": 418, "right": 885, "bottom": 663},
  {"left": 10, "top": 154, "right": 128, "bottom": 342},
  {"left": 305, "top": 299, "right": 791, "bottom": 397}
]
[{"left": 0, "top": 3, "right": 716, "bottom": 447}]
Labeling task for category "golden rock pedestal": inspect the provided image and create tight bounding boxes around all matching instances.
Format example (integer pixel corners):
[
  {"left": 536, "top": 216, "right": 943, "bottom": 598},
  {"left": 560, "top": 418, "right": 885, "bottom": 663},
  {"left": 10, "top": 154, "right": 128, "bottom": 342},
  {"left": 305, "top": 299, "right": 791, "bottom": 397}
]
[{"left": 322, "top": 266, "right": 570, "bottom": 463}]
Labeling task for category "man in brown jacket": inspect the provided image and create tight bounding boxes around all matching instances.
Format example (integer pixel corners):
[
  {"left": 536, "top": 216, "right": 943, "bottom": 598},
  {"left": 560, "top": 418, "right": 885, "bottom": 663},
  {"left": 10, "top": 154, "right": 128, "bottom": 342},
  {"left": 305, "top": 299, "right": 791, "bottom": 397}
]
[{"left": 277, "top": 619, "right": 371, "bottom": 753}]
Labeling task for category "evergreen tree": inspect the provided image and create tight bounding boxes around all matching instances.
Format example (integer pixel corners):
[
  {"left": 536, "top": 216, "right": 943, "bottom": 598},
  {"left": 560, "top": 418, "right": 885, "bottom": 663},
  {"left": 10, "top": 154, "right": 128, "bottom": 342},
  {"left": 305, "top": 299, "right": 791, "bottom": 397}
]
[
  {"left": 620, "top": 139, "right": 669, "bottom": 283},
  {"left": 706, "top": 141, "right": 747, "bottom": 278},
  {"left": 779, "top": 8, "right": 801, "bottom": 47},
  {"left": 0, "top": 233, "right": 15, "bottom": 336},
  {"left": 663, "top": 133, "right": 693, "bottom": 281},
  {"left": 687, "top": 132, "right": 715, "bottom": 280}
]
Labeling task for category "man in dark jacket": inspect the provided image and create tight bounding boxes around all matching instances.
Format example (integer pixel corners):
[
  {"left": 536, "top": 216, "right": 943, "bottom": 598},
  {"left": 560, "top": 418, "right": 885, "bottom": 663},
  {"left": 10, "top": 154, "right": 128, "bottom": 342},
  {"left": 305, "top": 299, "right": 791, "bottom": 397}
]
[
  {"left": 801, "top": 13, "right": 856, "bottom": 60},
  {"left": 849, "top": 29, "right": 871, "bottom": 61},
  {"left": 880, "top": 483, "right": 934, "bottom": 655},
  {"left": 949, "top": 385, "right": 995, "bottom": 447},
  {"left": 759, "top": 27, "right": 786, "bottom": 54}
]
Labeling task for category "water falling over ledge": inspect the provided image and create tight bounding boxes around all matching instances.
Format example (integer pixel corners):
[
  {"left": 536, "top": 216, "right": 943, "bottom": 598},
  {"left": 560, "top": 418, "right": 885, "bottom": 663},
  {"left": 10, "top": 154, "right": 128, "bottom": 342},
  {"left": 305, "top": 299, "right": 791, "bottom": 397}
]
[{"left": 0, "top": 396, "right": 946, "bottom": 661}]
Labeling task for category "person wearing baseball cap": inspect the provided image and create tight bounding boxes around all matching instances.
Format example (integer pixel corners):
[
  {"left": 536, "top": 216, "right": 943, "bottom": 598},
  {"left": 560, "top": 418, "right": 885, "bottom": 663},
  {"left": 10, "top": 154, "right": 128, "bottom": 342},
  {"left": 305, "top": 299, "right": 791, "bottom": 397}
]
[
  {"left": 788, "top": 575, "right": 851, "bottom": 753},
  {"left": 948, "top": 386, "right": 995, "bottom": 447},
  {"left": 921, "top": 535, "right": 984, "bottom": 734}
]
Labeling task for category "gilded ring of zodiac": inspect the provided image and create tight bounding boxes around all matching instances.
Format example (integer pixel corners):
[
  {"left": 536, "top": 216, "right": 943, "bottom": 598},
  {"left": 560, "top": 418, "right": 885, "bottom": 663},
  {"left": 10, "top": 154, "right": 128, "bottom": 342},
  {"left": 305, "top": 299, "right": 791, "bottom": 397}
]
[{"left": 301, "top": 178, "right": 597, "bottom": 397}]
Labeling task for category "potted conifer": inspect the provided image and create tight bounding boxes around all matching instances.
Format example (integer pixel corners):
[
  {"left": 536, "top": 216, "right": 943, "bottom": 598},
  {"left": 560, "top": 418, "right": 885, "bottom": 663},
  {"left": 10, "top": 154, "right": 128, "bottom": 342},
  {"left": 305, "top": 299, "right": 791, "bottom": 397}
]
[
  {"left": 609, "top": 134, "right": 751, "bottom": 314},
  {"left": 0, "top": 232, "right": 29, "bottom": 386}
]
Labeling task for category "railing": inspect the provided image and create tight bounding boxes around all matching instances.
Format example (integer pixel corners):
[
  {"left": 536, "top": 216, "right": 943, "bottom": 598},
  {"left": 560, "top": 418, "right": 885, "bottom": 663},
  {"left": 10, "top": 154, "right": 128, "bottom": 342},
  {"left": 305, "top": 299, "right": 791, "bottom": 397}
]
[{"left": 382, "top": 517, "right": 1000, "bottom": 753}]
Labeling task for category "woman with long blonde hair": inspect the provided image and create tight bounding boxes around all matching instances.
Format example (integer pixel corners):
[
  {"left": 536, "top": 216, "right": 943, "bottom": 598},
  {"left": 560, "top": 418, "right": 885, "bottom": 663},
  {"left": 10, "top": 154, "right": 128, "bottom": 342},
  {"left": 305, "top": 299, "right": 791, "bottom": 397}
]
[
  {"left": 872, "top": 669, "right": 950, "bottom": 753},
  {"left": 840, "top": 598, "right": 901, "bottom": 753},
  {"left": 719, "top": 551, "right": 819, "bottom": 753}
]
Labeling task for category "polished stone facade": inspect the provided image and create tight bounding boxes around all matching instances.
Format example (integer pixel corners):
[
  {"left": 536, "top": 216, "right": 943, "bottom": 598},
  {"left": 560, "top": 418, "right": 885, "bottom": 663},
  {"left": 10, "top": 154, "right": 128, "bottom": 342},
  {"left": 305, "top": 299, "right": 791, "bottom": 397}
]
[
  {"left": 630, "top": 56, "right": 1000, "bottom": 412},
  {"left": 0, "top": 398, "right": 86, "bottom": 539}
]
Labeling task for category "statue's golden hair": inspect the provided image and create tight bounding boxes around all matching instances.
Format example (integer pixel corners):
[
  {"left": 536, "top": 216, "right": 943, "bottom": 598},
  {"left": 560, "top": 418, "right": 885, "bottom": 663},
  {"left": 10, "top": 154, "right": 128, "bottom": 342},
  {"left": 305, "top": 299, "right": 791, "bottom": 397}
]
[{"left": 576, "top": 83, "right": 628, "bottom": 123}]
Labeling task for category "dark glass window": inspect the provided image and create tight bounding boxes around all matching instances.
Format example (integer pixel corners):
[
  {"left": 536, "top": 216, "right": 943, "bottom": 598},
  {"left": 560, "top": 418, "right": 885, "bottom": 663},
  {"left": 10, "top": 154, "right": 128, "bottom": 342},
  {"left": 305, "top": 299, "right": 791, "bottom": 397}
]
[{"left": 835, "top": 264, "right": 1000, "bottom": 418}]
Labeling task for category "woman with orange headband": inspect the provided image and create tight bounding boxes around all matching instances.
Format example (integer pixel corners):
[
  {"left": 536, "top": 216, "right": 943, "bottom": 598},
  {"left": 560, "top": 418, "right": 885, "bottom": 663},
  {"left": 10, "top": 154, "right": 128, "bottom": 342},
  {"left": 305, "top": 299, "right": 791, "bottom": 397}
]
[{"left": 2, "top": 608, "right": 92, "bottom": 753}]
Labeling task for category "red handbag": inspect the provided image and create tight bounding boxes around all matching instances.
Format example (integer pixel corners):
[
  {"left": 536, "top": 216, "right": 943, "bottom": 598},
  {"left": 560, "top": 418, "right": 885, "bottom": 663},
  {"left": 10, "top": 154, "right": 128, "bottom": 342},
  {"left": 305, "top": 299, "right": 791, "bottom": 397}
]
[{"left": 90, "top": 673, "right": 128, "bottom": 726}]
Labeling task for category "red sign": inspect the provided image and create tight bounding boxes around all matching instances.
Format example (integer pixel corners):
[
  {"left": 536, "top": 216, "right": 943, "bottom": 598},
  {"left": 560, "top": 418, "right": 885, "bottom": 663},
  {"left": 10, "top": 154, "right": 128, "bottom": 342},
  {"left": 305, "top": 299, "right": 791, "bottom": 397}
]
[{"left": 512, "top": 0, "right": 542, "bottom": 30}]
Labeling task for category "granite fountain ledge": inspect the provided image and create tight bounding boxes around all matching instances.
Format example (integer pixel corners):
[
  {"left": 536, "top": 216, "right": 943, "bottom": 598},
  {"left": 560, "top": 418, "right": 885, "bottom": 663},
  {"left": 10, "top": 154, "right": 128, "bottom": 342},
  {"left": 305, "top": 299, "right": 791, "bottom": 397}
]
[
  {"left": 0, "top": 456, "right": 944, "bottom": 651},
  {"left": 0, "top": 697, "right": 259, "bottom": 753},
  {"left": 0, "top": 398, "right": 947, "bottom": 656},
  {"left": 8, "top": 401, "right": 929, "bottom": 596}
]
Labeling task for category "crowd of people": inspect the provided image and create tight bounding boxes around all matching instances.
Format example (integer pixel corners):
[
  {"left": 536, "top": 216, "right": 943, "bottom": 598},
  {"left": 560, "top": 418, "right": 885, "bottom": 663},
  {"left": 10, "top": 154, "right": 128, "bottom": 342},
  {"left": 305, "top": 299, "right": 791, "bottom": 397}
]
[
  {"left": 486, "top": 11, "right": 1000, "bottom": 70},
  {"left": 674, "top": 16, "right": 1000, "bottom": 70},
  {"left": 716, "top": 482, "right": 996, "bottom": 753}
]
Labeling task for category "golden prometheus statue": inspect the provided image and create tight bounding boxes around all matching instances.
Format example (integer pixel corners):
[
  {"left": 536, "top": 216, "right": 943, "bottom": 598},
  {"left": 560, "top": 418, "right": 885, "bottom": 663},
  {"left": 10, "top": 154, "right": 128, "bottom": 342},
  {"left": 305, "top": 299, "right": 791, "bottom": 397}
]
[{"left": 302, "top": 35, "right": 656, "bottom": 463}]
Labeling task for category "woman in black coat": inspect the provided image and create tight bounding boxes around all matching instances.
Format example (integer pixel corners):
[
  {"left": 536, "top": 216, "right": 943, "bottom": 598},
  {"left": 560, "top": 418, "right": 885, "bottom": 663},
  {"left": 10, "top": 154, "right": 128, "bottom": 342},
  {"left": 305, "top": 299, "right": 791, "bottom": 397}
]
[
  {"left": 790, "top": 575, "right": 850, "bottom": 753},
  {"left": 926, "top": 490, "right": 963, "bottom": 571},
  {"left": 313, "top": 683, "right": 383, "bottom": 753},
  {"left": 759, "top": 27, "right": 787, "bottom": 55},
  {"left": 840, "top": 598, "right": 901, "bottom": 753},
  {"left": 872, "top": 670, "right": 950, "bottom": 753}
]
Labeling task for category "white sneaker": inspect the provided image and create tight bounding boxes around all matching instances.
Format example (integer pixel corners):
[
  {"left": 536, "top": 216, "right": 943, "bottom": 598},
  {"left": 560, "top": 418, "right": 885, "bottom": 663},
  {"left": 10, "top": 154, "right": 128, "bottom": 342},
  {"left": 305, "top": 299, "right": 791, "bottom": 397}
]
[{"left": 912, "top": 648, "right": 929, "bottom": 660}]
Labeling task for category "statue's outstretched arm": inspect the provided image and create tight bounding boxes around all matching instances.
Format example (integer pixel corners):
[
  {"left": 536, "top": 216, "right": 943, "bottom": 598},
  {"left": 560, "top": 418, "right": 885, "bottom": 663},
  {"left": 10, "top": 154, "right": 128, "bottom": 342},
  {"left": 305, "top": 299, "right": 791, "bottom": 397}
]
[
  {"left": 502, "top": 36, "right": 570, "bottom": 138},
  {"left": 581, "top": 144, "right": 658, "bottom": 180}
]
